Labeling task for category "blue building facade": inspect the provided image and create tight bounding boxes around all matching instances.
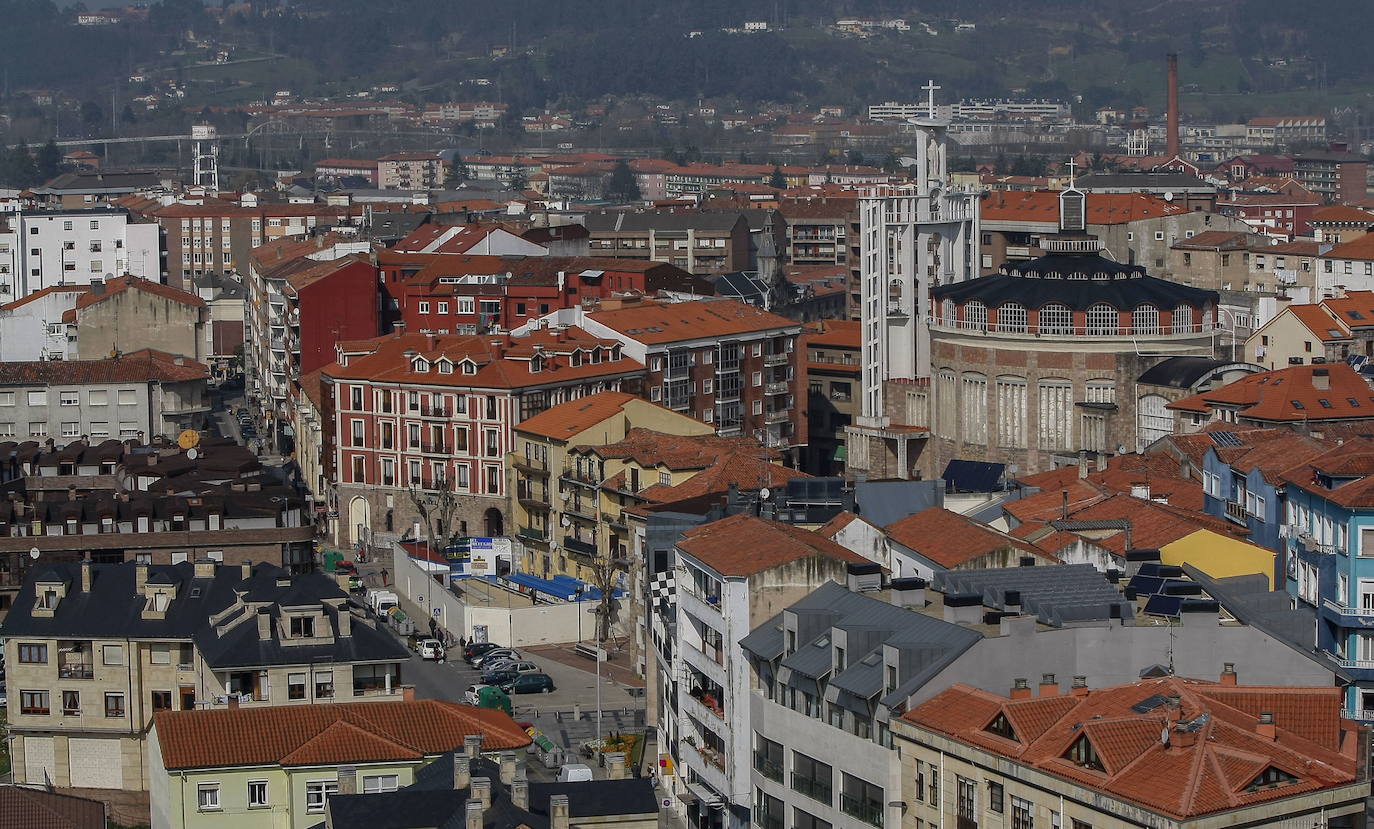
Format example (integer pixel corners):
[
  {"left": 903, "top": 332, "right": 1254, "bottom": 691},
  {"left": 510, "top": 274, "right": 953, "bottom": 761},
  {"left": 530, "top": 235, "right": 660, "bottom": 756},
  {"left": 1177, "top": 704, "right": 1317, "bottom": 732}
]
[{"left": 1202, "top": 445, "right": 1287, "bottom": 583}]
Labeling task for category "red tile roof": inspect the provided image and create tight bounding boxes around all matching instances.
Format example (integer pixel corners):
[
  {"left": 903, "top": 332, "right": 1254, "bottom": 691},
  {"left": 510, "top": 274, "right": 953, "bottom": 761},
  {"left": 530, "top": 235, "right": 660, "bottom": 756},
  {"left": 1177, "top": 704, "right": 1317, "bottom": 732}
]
[
  {"left": 1283, "top": 303, "right": 1350, "bottom": 341},
  {"left": 513, "top": 391, "right": 643, "bottom": 440},
  {"left": 0, "top": 787, "right": 106, "bottom": 829},
  {"left": 1280, "top": 438, "right": 1374, "bottom": 507},
  {"left": 154, "top": 698, "right": 531, "bottom": 771},
  {"left": 902, "top": 677, "right": 1358, "bottom": 821},
  {"left": 1322, "top": 234, "right": 1374, "bottom": 262},
  {"left": 885, "top": 507, "right": 1057, "bottom": 568},
  {"left": 588, "top": 299, "right": 799, "bottom": 344},
  {"left": 73, "top": 274, "right": 204, "bottom": 312},
  {"left": 980, "top": 191, "right": 1188, "bottom": 225},
  {"left": 1168, "top": 363, "right": 1374, "bottom": 423},
  {"left": 0, "top": 348, "right": 206, "bottom": 385},
  {"left": 1322, "top": 290, "right": 1374, "bottom": 329},
  {"left": 0, "top": 284, "right": 89, "bottom": 311},
  {"left": 676, "top": 513, "right": 869, "bottom": 577},
  {"left": 1310, "top": 205, "right": 1374, "bottom": 225}
]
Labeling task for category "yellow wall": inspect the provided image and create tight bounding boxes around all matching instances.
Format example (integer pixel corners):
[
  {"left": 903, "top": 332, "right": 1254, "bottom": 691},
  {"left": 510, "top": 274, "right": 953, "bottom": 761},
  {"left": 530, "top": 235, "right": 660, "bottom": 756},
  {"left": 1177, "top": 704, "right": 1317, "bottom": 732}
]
[
  {"left": 1245, "top": 307, "right": 1333, "bottom": 369},
  {"left": 1160, "top": 529, "right": 1275, "bottom": 588}
]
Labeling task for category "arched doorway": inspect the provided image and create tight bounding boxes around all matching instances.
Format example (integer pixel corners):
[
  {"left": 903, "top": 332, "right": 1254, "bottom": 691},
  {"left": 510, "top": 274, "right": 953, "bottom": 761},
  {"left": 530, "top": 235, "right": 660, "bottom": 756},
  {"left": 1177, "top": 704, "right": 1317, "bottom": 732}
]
[
  {"left": 349, "top": 496, "right": 371, "bottom": 549},
  {"left": 483, "top": 508, "right": 504, "bottom": 538}
]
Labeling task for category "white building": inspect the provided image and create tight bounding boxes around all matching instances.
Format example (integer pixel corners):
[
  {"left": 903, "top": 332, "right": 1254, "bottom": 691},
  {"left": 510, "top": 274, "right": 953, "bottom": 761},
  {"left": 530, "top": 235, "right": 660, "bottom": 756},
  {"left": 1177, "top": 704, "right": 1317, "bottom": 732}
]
[
  {"left": 0, "top": 209, "right": 160, "bottom": 301},
  {"left": 846, "top": 94, "right": 980, "bottom": 480},
  {"left": 0, "top": 285, "right": 88, "bottom": 361},
  {"left": 657, "top": 513, "right": 876, "bottom": 829}
]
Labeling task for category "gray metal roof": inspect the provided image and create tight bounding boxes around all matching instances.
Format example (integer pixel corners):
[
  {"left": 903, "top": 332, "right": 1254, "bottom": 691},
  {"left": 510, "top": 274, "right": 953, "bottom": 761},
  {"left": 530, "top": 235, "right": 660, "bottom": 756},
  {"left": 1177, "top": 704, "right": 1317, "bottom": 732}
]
[
  {"left": 582, "top": 210, "right": 745, "bottom": 234},
  {"left": 933, "top": 564, "right": 1134, "bottom": 626}
]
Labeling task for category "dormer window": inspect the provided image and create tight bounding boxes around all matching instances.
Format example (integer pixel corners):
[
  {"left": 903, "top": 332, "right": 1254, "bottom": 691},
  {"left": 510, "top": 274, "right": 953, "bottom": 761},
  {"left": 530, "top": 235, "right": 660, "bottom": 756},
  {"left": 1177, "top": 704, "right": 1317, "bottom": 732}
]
[
  {"left": 530, "top": 356, "right": 543, "bottom": 374},
  {"left": 37, "top": 587, "right": 59, "bottom": 610},
  {"left": 208, "top": 513, "right": 221, "bottom": 531},
  {"left": 289, "top": 616, "right": 315, "bottom": 638},
  {"left": 413, "top": 359, "right": 430, "bottom": 373},
  {"left": 137, "top": 515, "right": 150, "bottom": 533},
  {"left": 438, "top": 360, "right": 453, "bottom": 374},
  {"left": 984, "top": 711, "right": 1018, "bottom": 741},
  {"left": 1064, "top": 733, "right": 1104, "bottom": 772},
  {"left": 461, "top": 361, "right": 477, "bottom": 375},
  {"left": 152, "top": 592, "right": 169, "bottom": 612},
  {"left": 1245, "top": 765, "right": 1299, "bottom": 792}
]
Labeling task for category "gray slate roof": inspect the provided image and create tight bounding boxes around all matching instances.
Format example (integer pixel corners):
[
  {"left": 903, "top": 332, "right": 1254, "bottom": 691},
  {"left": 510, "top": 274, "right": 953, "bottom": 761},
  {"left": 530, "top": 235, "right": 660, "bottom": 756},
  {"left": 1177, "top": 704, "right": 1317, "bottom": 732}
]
[
  {"left": 933, "top": 564, "right": 1134, "bottom": 626},
  {"left": 583, "top": 210, "right": 745, "bottom": 233}
]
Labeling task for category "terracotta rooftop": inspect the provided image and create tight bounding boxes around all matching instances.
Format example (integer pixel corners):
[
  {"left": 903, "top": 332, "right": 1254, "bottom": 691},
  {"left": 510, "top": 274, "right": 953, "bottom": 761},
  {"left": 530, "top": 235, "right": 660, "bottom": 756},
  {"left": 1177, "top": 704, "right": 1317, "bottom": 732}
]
[
  {"left": 0, "top": 348, "right": 206, "bottom": 385},
  {"left": 980, "top": 191, "right": 1188, "bottom": 225},
  {"left": 1322, "top": 233, "right": 1374, "bottom": 262},
  {"left": 72, "top": 274, "right": 205, "bottom": 312},
  {"left": 1280, "top": 438, "right": 1374, "bottom": 508},
  {"left": 1322, "top": 290, "right": 1374, "bottom": 329},
  {"left": 513, "top": 391, "right": 643, "bottom": 441},
  {"left": 1283, "top": 303, "right": 1350, "bottom": 341},
  {"left": 902, "top": 677, "right": 1359, "bottom": 821},
  {"left": 587, "top": 299, "right": 798, "bottom": 344},
  {"left": 0, "top": 787, "right": 106, "bottom": 829},
  {"left": 885, "top": 507, "right": 1056, "bottom": 568},
  {"left": 154, "top": 698, "right": 531, "bottom": 771},
  {"left": 675, "top": 512, "right": 869, "bottom": 577},
  {"left": 1310, "top": 205, "right": 1374, "bottom": 225},
  {"left": 0, "top": 284, "right": 89, "bottom": 311},
  {"left": 1168, "top": 363, "right": 1374, "bottom": 423}
]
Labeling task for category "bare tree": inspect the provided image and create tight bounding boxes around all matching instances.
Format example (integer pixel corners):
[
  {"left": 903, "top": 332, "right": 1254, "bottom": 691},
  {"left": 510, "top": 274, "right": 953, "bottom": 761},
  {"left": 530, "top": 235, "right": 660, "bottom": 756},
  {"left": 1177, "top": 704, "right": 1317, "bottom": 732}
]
[
  {"left": 406, "top": 473, "right": 460, "bottom": 563},
  {"left": 587, "top": 546, "right": 629, "bottom": 647}
]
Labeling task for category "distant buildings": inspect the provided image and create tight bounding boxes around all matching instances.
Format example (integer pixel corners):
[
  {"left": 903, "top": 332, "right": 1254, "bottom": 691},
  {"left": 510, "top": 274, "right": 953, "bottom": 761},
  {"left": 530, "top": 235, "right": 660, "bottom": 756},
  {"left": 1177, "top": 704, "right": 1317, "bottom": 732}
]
[
  {"left": 1294, "top": 146, "right": 1369, "bottom": 204},
  {"left": 0, "top": 208, "right": 161, "bottom": 300},
  {"left": 376, "top": 152, "right": 447, "bottom": 190}
]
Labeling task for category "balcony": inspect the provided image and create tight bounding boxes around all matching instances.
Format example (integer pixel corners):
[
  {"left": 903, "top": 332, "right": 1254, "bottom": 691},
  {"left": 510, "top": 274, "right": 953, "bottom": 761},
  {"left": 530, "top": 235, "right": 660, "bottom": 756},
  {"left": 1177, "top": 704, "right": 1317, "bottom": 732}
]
[
  {"left": 764, "top": 381, "right": 789, "bottom": 396},
  {"left": 420, "top": 406, "right": 451, "bottom": 419},
  {"left": 512, "top": 453, "right": 549, "bottom": 474},
  {"left": 419, "top": 443, "right": 449, "bottom": 455},
  {"left": 563, "top": 535, "right": 597, "bottom": 557},
  {"left": 564, "top": 502, "right": 597, "bottom": 522},
  {"left": 716, "top": 386, "right": 741, "bottom": 402},
  {"left": 764, "top": 410, "right": 790, "bottom": 424},
  {"left": 58, "top": 663, "right": 94, "bottom": 680},
  {"left": 602, "top": 511, "right": 628, "bottom": 529},
  {"left": 1224, "top": 500, "right": 1248, "bottom": 524},
  {"left": 518, "top": 526, "right": 549, "bottom": 543},
  {"left": 1342, "top": 708, "right": 1374, "bottom": 722},
  {"left": 764, "top": 352, "right": 788, "bottom": 366},
  {"left": 560, "top": 468, "right": 599, "bottom": 488}
]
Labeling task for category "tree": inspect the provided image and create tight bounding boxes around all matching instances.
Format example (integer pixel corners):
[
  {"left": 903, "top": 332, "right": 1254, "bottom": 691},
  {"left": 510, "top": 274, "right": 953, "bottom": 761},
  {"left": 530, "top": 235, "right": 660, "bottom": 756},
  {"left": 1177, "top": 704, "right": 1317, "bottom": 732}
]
[
  {"left": 0, "top": 143, "right": 40, "bottom": 189},
  {"left": 768, "top": 166, "right": 785, "bottom": 189},
  {"left": 406, "top": 476, "right": 460, "bottom": 627},
  {"left": 35, "top": 140, "right": 63, "bottom": 182},
  {"left": 444, "top": 154, "right": 470, "bottom": 188},
  {"left": 505, "top": 165, "right": 529, "bottom": 191},
  {"left": 846, "top": 149, "right": 865, "bottom": 165},
  {"left": 604, "top": 160, "right": 641, "bottom": 203}
]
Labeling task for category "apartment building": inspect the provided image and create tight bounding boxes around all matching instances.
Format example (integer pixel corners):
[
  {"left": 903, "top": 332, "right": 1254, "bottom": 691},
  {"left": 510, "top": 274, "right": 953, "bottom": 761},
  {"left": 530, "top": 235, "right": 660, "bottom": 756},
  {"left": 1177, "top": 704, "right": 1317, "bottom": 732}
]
[
  {"left": 312, "top": 157, "right": 380, "bottom": 186},
  {"left": 149, "top": 703, "right": 530, "bottom": 829},
  {"left": 582, "top": 211, "right": 752, "bottom": 275},
  {"left": 0, "top": 208, "right": 160, "bottom": 300},
  {"left": 377, "top": 152, "right": 446, "bottom": 190},
  {"left": 659, "top": 514, "right": 872, "bottom": 829},
  {"left": 0, "top": 284, "right": 89, "bottom": 361},
  {"left": 508, "top": 392, "right": 713, "bottom": 579},
  {"left": 1245, "top": 115, "right": 1328, "bottom": 149},
  {"left": 0, "top": 349, "right": 209, "bottom": 441},
  {"left": 66, "top": 275, "right": 207, "bottom": 361},
  {"left": 244, "top": 237, "right": 378, "bottom": 450},
  {"left": 1169, "top": 230, "right": 1271, "bottom": 292},
  {"left": 324, "top": 328, "right": 644, "bottom": 548},
  {"left": 1247, "top": 290, "right": 1374, "bottom": 367},
  {"left": 801, "top": 320, "right": 860, "bottom": 475},
  {"left": 895, "top": 676, "right": 1368, "bottom": 828},
  {"left": 0, "top": 560, "right": 411, "bottom": 799},
  {"left": 1295, "top": 147, "right": 1369, "bottom": 205},
  {"left": 529, "top": 298, "right": 806, "bottom": 460}
]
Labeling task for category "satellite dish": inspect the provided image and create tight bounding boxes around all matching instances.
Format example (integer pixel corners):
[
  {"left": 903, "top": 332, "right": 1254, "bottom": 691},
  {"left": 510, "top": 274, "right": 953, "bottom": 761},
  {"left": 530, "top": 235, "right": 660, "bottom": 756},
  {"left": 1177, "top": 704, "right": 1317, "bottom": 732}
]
[
  {"left": 560, "top": 515, "right": 571, "bottom": 527},
  {"left": 1163, "top": 191, "right": 1175, "bottom": 202},
  {"left": 29, "top": 547, "right": 40, "bottom": 560},
  {"left": 759, "top": 487, "right": 771, "bottom": 501},
  {"left": 187, "top": 447, "right": 198, "bottom": 460},
  {"left": 177, "top": 429, "right": 201, "bottom": 450}
]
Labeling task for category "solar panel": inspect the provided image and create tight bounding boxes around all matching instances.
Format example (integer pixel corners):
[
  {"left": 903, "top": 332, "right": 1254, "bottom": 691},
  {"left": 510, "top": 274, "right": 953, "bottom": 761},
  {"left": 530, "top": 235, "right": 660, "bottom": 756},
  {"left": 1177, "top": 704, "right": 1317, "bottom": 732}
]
[
  {"left": 1144, "top": 594, "right": 1184, "bottom": 617},
  {"left": 1127, "top": 575, "right": 1165, "bottom": 595},
  {"left": 1130, "top": 693, "right": 1170, "bottom": 713},
  {"left": 1209, "top": 431, "right": 1243, "bottom": 447}
]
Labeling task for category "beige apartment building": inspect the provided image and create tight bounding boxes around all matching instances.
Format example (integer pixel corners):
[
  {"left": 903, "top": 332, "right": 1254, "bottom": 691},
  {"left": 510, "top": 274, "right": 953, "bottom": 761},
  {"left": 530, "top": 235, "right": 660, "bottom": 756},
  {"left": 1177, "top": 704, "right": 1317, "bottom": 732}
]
[
  {"left": 377, "top": 152, "right": 446, "bottom": 190},
  {"left": 0, "top": 560, "right": 409, "bottom": 800}
]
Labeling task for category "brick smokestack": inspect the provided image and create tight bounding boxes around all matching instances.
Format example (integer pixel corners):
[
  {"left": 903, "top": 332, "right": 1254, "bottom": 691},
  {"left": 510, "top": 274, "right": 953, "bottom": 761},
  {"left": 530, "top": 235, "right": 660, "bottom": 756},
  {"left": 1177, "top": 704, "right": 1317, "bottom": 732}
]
[{"left": 1166, "top": 53, "right": 1180, "bottom": 158}]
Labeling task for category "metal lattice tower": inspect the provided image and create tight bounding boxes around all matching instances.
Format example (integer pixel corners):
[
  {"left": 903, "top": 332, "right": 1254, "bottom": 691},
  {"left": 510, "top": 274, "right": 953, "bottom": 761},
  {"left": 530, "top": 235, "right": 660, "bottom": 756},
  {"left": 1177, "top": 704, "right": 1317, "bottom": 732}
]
[{"left": 191, "top": 123, "right": 219, "bottom": 191}]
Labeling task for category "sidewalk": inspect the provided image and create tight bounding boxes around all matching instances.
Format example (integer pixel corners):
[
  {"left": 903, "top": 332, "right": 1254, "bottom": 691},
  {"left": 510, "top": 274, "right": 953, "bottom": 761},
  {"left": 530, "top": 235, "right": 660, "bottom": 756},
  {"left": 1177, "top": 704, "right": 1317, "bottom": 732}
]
[{"left": 525, "top": 643, "right": 645, "bottom": 689}]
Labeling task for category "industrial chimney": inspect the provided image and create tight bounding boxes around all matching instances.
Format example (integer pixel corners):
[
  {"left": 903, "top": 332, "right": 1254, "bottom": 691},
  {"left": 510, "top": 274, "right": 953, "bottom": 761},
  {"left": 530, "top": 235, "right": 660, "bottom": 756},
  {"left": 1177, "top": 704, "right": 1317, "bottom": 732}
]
[{"left": 1166, "top": 53, "right": 1180, "bottom": 158}]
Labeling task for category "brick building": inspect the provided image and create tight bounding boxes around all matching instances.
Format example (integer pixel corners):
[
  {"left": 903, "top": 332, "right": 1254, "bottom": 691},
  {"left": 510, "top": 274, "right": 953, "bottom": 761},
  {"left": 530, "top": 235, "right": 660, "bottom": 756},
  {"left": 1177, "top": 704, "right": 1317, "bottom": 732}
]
[
  {"left": 376, "top": 153, "right": 446, "bottom": 190},
  {"left": 323, "top": 328, "right": 644, "bottom": 547},
  {"left": 1294, "top": 146, "right": 1369, "bottom": 204}
]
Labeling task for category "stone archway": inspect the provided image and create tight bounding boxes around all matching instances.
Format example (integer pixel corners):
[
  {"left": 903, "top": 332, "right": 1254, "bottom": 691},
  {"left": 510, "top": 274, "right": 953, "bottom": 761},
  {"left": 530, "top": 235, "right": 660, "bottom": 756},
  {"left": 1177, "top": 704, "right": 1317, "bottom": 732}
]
[
  {"left": 483, "top": 508, "right": 504, "bottom": 538},
  {"left": 349, "top": 496, "right": 371, "bottom": 548}
]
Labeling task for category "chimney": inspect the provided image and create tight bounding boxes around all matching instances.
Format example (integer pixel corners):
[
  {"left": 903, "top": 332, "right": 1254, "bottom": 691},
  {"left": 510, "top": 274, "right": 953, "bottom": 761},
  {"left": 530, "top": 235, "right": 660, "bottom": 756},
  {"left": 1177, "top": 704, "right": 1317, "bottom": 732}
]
[
  {"left": 1077, "top": 451, "right": 1088, "bottom": 480},
  {"left": 240, "top": 560, "right": 252, "bottom": 580},
  {"left": 401, "top": 684, "right": 415, "bottom": 702},
  {"left": 1039, "top": 673, "right": 1058, "bottom": 697},
  {"left": 464, "top": 799, "right": 484, "bottom": 829},
  {"left": 464, "top": 734, "right": 483, "bottom": 758},
  {"left": 1071, "top": 676, "right": 1089, "bottom": 696},
  {"left": 136, "top": 561, "right": 148, "bottom": 591},
  {"left": 1313, "top": 367, "right": 1330, "bottom": 390},
  {"left": 337, "top": 608, "right": 352, "bottom": 637},
  {"left": 1221, "top": 663, "right": 1237, "bottom": 685},
  {"left": 549, "top": 795, "right": 570, "bottom": 829},
  {"left": 1010, "top": 677, "right": 1032, "bottom": 700},
  {"left": 1257, "top": 712, "right": 1277, "bottom": 740},
  {"left": 888, "top": 577, "right": 927, "bottom": 609},
  {"left": 1061, "top": 490, "right": 1070, "bottom": 520},
  {"left": 1166, "top": 53, "right": 1180, "bottom": 158},
  {"left": 1096, "top": 453, "right": 1108, "bottom": 472},
  {"left": 470, "top": 778, "right": 492, "bottom": 809},
  {"left": 80, "top": 559, "right": 92, "bottom": 592},
  {"left": 1130, "top": 482, "right": 1150, "bottom": 500},
  {"left": 605, "top": 751, "right": 626, "bottom": 780},
  {"left": 845, "top": 561, "right": 882, "bottom": 593},
  {"left": 194, "top": 558, "right": 215, "bottom": 580},
  {"left": 453, "top": 756, "right": 471, "bottom": 790},
  {"left": 256, "top": 607, "right": 272, "bottom": 638},
  {"left": 499, "top": 752, "right": 517, "bottom": 785},
  {"left": 510, "top": 772, "right": 529, "bottom": 810}
]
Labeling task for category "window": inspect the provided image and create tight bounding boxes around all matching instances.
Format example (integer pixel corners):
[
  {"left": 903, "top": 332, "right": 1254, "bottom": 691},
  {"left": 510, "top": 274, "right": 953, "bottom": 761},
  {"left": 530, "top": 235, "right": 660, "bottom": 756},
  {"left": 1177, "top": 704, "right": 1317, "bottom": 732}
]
[
  {"left": 1038, "top": 303, "right": 1072, "bottom": 334},
  {"left": 288, "top": 672, "right": 307, "bottom": 699},
  {"left": 794, "top": 810, "right": 831, "bottom": 829},
  {"left": 104, "top": 692, "right": 126, "bottom": 717},
  {"left": 150, "top": 644, "right": 171, "bottom": 664},
  {"left": 1065, "top": 733, "right": 1104, "bottom": 771},
  {"left": 315, "top": 670, "right": 334, "bottom": 699},
  {"left": 985, "top": 711, "right": 1018, "bottom": 740},
  {"left": 791, "top": 752, "right": 832, "bottom": 803},
  {"left": 754, "top": 734, "right": 784, "bottom": 782},
  {"left": 27, "top": 391, "right": 46, "bottom": 406},
  {"left": 362, "top": 774, "right": 400, "bottom": 794},
  {"left": 957, "top": 776, "right": 976, "bottom": 820},
  {"left": 1245, "top": 765, "right": 1299, "bottom": 792},
  {"left": 248, "top": 780, "right": 269, "bottom": 809},
  {"left": 62, "top": 690, "right": 80, "bottom": 715},
  {"left": 1086, "top": 304, "right": 1117, "bottom": 335},
  {"left": 1132, "top": 304, "right": 1160, "bottom": 335},
  {"left": 306, "top": 781, "right": 338, "bottom": 813},
  {"left": 418, "top": 301, "right": 431, "bottom": 314},
  {"left": 290, "top": 616, "right": 315, "bottom": 637},
  {"left": 61, "top": 422, "right": 79, "bottom": 438},
  {"left": 102, "top": 644, "right": 123, "bottom": 665},
  {"left": 964, "top": 300, "right": 987, "bottom": 330},
  {"left": 988, "top": 781, "right": 1004, "bottom": 813},
  {"left": 998, "top": 302, "right": 1027, "bottom": 332},
  {"left": 29, "top": 422, "right": 47, "bottom": 437},
  {"left": 152, "top": 690, "right": 173, "bottom": 711},
  {"left": 118, "top": 389, "right": 136, "bottom": 405},
  {"left": 59, "top": 391, "right": 79, "bottom": 406},
  {"left": 1038, "top": 379, "right": 1072, "bottom": 450},
  {"left": 1012, "top": 796, "right": 1034, "bottom": 829},
  {"left": 839, "top": 772, "right": 883, "bottom": 827},
  {"left": 19, "top": 643, "right": 48, "bottom": 663},
  {"left": 197, "top": 783, "right": 221, "bottom": 811},
  {"left": 21, "top": 690, "right": 49, "bottom": 715}
]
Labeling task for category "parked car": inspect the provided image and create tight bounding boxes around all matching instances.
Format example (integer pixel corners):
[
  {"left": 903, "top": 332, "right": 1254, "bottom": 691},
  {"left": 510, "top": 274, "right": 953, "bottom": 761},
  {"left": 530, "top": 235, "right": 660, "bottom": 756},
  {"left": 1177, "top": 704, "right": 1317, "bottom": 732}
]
[
  {"left": 463, "top": 684, "right": 489, "bottom": 705},
  {"left": 463, "top": 642, "right": 501, "bottom": 663},
  {"left": 481, "top": 668, "right": 520, "bottom": 686},
  {"left": 481, "top": 660, "right": 539, "bottom": 676},
  {"left": 501, "top": 673, "right": 555, "bottom": 695},
  {"left": 418, "top": 639, "right": 445, "bottom": 660},
  {"left": 557, "top": 764, "right": 593, "bottom": 783},
  {"left": 334, "top": 560, "right": 358, "bottom": 574},
  {"left": 473, "top": 648, "right": 520, "bottom": 669}
]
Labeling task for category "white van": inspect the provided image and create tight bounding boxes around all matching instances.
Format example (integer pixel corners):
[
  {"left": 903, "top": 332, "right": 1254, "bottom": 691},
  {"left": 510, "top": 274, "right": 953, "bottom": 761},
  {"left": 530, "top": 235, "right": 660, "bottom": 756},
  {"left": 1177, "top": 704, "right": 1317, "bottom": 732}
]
[{"left": 556, "top": 763, "right": 594, "bottom": 783}]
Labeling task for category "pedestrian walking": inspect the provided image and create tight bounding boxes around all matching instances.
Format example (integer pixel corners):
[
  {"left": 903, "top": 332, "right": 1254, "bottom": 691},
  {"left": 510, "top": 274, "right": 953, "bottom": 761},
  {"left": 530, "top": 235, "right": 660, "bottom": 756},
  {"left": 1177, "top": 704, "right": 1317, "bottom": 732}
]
[{"left": 380, "top": 567, "right": 389, "bottom": 586}]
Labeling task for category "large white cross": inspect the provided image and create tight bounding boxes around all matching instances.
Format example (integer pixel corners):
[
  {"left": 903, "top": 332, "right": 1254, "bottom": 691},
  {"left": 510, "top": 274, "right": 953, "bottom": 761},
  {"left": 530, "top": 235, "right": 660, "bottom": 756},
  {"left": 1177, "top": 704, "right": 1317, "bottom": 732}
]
[
  {"left": 922, "top": 80, "right": 941, "bottom": 118},
  {"left": 1065, "top": 158, "right": 1078, "bottom": 184}
]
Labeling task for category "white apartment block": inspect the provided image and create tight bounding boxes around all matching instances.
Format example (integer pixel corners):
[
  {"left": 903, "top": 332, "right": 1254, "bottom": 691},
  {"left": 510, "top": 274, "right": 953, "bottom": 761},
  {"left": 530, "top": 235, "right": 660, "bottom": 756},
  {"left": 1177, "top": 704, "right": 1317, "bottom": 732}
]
[{"left": 0, "top": 209, "right": 160, "bottom": 300}]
